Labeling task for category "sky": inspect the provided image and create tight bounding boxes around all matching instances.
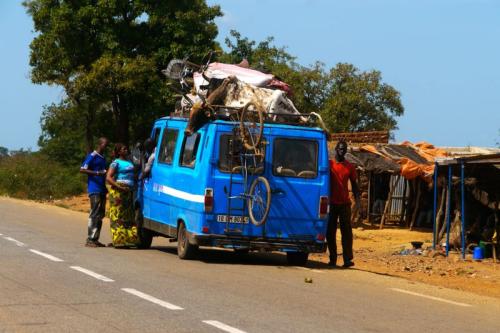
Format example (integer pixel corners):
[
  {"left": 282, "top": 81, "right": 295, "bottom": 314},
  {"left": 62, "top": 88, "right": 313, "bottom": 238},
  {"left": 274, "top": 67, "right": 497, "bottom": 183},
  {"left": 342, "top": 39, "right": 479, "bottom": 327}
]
[{"left": 1, "top": 0, "right": 499, "bottom": 151}]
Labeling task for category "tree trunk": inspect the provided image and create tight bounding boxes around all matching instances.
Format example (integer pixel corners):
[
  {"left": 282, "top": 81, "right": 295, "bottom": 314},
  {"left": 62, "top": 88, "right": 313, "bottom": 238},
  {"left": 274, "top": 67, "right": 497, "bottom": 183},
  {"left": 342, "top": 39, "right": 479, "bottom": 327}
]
[
  {"left": 85, "top": 104, "right": 94, "bottom": 153},
  {"left": 112, "top": 94, "right": 129, "bottom": 145}
]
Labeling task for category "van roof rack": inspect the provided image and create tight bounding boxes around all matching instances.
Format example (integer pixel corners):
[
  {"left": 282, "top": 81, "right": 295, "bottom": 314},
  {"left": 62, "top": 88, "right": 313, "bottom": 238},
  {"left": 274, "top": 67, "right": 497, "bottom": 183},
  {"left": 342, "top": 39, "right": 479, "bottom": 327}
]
[{"left": 167, "top": 108, "right": 328, "bottom": 133}]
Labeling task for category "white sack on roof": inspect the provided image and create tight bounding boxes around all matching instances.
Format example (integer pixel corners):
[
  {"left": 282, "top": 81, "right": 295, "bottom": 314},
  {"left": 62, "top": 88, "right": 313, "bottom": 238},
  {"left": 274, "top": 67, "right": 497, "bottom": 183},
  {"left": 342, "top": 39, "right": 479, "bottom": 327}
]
[{"left": 193, "top": 62, "right": 273, "bottom": 90}]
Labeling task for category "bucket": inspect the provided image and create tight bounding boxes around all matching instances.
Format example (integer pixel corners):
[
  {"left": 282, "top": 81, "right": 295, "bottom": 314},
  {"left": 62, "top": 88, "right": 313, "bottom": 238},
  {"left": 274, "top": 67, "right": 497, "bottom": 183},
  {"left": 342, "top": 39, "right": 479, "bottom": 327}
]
[{"left": 473, "top": 246, "right": 484, "bottom": 260}]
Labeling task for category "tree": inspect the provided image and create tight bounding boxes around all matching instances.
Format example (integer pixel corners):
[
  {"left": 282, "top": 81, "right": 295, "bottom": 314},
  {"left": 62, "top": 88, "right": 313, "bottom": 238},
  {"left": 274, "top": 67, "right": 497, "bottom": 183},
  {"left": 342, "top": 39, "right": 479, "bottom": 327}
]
[
  {"left": 37, "top": 100, "right": 113, "bottom": 166},
  {"left": 24, "top": 0, "right": 222, "bottom": 149},
  {"left": 0, "top": 147, "right": 9, "bottom": 158},
  {"left": 321, "top": 63, "right": 404, "bottom": 133}
]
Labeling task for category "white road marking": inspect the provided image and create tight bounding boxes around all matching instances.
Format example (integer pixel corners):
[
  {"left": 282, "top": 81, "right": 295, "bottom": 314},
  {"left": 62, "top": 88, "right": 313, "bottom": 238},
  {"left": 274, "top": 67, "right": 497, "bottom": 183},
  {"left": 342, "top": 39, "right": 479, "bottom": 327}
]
[
  {"left": 203, "top": 320, "right": 247, "bottom": 333},
  {"left": 121, "top": 288, "right": 183, "bottom": 310},
  {"left": 295, "top": 266, "right": 324, "bottom": 274},
  {"left": 4, "top": 236, "right": 25, "bottom": 247},
  {"left": 390, "top": 288, "right": 472, "bottom": 307},
  {"left": 29, "top": 249, "right": 64, "bottom": 262},
  {"left": 70, "top": 266, "right": 114, "bottom": 282}
]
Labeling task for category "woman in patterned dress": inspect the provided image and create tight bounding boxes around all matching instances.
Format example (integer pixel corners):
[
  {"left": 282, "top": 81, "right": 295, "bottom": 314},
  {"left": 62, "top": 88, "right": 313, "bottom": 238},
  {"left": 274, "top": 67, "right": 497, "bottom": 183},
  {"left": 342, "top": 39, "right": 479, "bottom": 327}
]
[{"left": 106, "top": 143, "right": 138, "bottom": 247}]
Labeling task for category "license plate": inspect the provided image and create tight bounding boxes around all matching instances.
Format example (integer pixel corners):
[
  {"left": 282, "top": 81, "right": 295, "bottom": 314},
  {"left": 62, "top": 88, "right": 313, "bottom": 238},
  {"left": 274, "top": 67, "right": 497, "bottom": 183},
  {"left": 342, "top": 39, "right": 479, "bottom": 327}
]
[{"left": 216, "top": 215, "right": 249, "bottom": 224}]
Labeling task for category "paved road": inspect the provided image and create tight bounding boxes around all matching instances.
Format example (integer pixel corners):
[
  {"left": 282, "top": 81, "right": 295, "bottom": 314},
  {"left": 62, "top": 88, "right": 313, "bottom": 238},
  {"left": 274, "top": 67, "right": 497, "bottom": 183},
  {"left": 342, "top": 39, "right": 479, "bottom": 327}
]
[{"left": 1, "top": 197, "right": 499, "bottom": 333}]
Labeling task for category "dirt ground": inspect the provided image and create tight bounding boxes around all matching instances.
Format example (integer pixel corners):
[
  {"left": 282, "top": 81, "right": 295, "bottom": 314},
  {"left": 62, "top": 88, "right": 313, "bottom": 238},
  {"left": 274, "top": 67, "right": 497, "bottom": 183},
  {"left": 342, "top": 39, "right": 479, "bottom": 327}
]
[{"left": 51, "top": 194, "right": 499, "bottom": 298}]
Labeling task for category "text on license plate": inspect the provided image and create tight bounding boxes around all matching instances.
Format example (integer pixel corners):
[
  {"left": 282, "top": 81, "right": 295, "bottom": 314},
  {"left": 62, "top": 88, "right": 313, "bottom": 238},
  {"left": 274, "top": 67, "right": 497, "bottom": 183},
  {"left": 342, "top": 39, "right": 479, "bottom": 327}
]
[{"left": 216, "top": 215, "right": 249, "bottom": 224}]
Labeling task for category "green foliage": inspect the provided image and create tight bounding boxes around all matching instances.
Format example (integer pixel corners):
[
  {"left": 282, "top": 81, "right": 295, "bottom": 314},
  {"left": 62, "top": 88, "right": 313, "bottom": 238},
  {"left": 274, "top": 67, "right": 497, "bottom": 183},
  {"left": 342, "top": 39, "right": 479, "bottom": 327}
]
[
  {"left": 322, "top": 63, "right": 404, "bottom": 133},
  {"left": 38, "top": 101, "right": 86, "bottom": 165},
  {"left": 0, "top": 147, "right": 8, "bottom": 158},
  {"left": 0, "top": 153, "right": 84, "bottom": 200},
  {"left": 24, "top": 0, "right": 222, "bottom": 148}
]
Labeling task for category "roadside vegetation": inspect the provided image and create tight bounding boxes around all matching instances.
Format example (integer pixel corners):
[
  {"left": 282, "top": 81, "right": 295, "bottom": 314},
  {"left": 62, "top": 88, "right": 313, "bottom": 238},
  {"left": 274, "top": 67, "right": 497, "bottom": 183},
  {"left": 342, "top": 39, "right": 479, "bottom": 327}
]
[{"left": 0, "top": 150, "right": 84, "bottom": 200}]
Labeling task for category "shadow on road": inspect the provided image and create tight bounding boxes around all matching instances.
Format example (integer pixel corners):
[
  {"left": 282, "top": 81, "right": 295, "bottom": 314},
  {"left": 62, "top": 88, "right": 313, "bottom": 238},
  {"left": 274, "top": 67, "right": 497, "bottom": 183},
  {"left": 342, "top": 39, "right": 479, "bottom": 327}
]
[{"left": 150, "top": 244, "right": 337, "bottom": 270}]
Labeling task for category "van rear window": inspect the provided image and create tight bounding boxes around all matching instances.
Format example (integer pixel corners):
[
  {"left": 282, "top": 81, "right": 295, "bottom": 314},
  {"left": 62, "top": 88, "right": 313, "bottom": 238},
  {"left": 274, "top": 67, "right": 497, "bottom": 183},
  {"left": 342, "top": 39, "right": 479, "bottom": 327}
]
[
  {"left": 180, "top": 133, "right": 200, "bottom": 168},
  {"left": 273, "top": 138, "right": 318, "bottom": 178},
  {"left": 218, "top": 134, "right": 264, "bottom": 174}
]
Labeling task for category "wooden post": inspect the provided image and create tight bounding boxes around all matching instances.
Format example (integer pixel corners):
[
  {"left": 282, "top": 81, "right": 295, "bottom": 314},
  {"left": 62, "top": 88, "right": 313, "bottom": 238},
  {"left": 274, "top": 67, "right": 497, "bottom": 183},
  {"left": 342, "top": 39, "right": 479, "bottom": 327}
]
[
  {"left": 406, "top": 179, "right": 415, "bottom": 227},
  {"left": 435, "top": 185, "right": 446, "bottom": 247},
  {"left": 493, "top": 202, "right": 498, "bottom": 264},
  {"left": 380, "top": 177, "right": 396, "bottom": 230},
  {"left": 367, "top": 172, "right": 372, "bottom": 225},
  {"left": 399, "top": 178, "right": 408, "bottom": 226},
  {"left": 410, "top": 180, "right": 422, "bottom": 230},
  {"left": 438, "top": 182, "right": 451, "bottom": 242}
]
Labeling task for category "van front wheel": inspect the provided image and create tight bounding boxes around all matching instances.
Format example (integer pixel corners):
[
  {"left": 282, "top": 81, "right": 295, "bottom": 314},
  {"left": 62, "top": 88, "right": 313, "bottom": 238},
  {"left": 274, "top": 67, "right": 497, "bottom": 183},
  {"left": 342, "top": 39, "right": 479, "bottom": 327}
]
[{"left": 177, "top": 222, "right": 198, "bottom": 259}]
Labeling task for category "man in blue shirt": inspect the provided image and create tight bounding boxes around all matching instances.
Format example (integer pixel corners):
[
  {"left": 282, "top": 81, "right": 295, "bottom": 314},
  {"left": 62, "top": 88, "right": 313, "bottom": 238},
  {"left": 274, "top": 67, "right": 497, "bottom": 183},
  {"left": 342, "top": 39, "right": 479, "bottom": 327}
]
[{"left": 80, "top": 137, "right": 109, "bottom": 247}]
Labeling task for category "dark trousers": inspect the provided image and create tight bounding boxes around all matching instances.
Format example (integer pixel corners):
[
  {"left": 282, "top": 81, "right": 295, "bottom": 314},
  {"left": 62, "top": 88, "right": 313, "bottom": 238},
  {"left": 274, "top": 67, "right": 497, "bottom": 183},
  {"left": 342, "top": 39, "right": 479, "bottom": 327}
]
[
  {"left": 327, "top": 204, "right": 353, "bottom": 264},
  {"left": 88, "top": 193, "right": 106, "bottom": 242}
]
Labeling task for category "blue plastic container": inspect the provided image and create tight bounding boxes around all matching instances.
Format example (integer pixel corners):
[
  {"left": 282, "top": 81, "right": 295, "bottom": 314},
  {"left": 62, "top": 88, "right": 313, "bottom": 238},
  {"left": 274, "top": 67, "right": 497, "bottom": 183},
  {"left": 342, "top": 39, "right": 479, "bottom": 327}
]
[{"left": 473, "top": 246, "right": 484, "bottom": 260}]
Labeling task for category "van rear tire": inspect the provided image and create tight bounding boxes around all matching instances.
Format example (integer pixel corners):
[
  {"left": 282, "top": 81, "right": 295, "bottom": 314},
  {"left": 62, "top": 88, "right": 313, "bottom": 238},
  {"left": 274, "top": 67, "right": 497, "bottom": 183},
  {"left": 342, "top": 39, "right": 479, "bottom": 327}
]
[
  {"left": 135, "top": 207, "right": 153, "bottom": 249},
  {"left": 177, "top": 222, "right": 198, "bottom": 259},
  {"left": 286, "top": 252, "right": 309, "bottom": 266}
]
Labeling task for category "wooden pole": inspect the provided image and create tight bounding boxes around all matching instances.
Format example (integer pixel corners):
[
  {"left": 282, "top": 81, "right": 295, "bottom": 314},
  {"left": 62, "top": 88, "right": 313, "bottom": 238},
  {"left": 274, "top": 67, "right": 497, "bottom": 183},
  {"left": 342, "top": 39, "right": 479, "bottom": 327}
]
[
  {"left": 410, "top": 180, "right": 422, "bottom": 230},
  {"left": 367, "top": 172, "right": 372, "bottom": 225},
  {"left": 493, "top": 202, "right": 498, "bottom": 264},
  {"left": 380, "top": 177, "right": 396, "bottom": 230},
  {"left": 435, "top": 185, "right": 446, "bottom": 247},
  {"left": 399, "top": 179, "right": 408, "bottom": 226},
  {"left": 438, "top": 176, "right": 451, "bottom": 243}
]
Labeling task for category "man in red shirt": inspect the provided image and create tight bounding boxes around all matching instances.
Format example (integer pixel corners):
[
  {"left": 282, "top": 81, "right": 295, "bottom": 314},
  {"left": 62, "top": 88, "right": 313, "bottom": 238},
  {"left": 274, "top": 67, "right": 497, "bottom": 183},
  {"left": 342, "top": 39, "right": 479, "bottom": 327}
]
[{"left": 328, "top": 140, "right": 360, "bottom": 268}]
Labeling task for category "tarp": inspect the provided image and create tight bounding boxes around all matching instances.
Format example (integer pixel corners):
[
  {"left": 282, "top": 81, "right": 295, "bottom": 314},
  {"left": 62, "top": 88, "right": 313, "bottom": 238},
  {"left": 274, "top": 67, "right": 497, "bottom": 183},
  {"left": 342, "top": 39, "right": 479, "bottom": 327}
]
[
  {"left": 337, "top": 141, "right": 448, "bottom": 181},
  {"left": 193, "top": 62, "right": 291, "bottom": 94}
]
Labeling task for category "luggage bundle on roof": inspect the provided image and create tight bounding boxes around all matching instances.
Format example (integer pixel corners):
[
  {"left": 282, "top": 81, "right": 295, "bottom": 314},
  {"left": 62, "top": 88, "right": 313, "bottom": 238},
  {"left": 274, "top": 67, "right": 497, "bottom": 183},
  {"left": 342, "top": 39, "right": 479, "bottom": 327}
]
[{"left": 163, "top": 54, "right": 328, "bottom": 134}]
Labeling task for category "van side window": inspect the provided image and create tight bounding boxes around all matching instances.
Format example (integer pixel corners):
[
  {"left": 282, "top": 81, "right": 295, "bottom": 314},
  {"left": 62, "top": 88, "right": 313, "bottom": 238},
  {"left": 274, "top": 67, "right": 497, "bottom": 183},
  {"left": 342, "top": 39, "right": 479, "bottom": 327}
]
[
  {"left": 158, "top": 128, "right": 178, "bottom": 165},
  {"left": 180, "top": 133, "right": 200, "bottom": 168},
  {"left": 218, "top": 134, "right": 265, "bottom": 174},
  {"left": 273, "top": 138, "right": 318, "bottom": 178},
  {"left": 152, "top": 127, "right": 161, "bottom": 147}
]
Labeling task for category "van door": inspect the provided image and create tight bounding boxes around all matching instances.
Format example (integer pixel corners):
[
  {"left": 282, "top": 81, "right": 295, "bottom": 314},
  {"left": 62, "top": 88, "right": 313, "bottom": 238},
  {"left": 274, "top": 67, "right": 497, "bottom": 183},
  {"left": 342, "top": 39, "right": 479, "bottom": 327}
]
[
  {"left": 143, "top": 124, "right": 180, "bottom": 225},
  {"left": 141, "top": 125, "right": 161, "bottom": 219},
  {"left": 266, "top": 135, "right": 328, "bottom": 240}
]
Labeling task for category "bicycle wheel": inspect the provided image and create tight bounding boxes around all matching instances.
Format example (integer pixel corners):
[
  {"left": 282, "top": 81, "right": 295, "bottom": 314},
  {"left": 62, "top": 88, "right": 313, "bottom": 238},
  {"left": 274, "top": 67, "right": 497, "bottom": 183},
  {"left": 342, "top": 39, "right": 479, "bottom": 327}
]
[
  {"left": 239, "top": 102, "right": 264, "bottom": 151},
  {"left": 163, "top": 59, "right": 186, "bottom": 80},
  {"left": 247, "top": 176, "right": 271, "bottom": 226}
]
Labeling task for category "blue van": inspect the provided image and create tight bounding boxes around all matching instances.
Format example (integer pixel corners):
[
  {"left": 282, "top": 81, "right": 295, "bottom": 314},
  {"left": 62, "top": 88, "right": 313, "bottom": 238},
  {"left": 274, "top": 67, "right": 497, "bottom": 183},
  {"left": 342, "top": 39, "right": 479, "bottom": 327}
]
[{"left": 136, "top": 117, "right": 330, "bottom": 265}]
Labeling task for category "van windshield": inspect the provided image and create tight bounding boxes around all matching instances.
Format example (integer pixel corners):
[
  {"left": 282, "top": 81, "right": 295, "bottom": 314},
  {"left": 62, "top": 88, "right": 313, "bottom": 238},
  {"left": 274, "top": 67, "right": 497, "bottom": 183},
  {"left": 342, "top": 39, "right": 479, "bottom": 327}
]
[
  {"left": 218, "top": 134, "right": 264, "bottom": 174},
  {"left": 273, "top": 138, "right": 318, "bottom": 178}
]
